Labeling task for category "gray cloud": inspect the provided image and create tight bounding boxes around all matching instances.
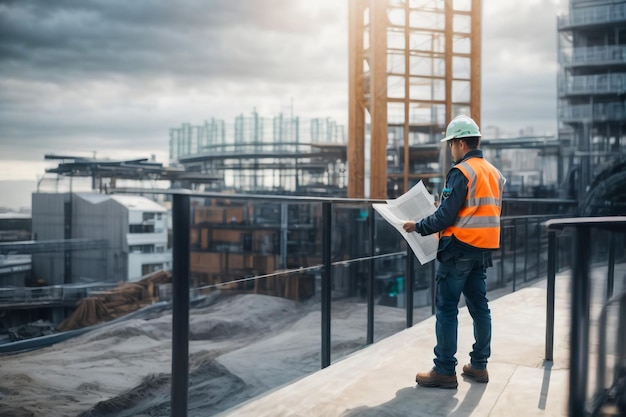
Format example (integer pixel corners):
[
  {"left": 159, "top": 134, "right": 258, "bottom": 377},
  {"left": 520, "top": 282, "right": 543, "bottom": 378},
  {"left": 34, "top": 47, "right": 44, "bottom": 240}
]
[
  {"left": 0, "top": 0, "right": 345, "bottom": 83},
  {"left": 484, "top": 1, "right": 559, "bottom": 72},
  {"left": 483, "top": 70, "right": 557, "bottom": 135},
  {"left": 481, "top": 1, "right": 559, "bottom": 134},
  {"left": 0, "top": 0, "right": 348, "bottom": 163},
  {"left": 0, "top": 0, "right": 561, "bottom": 174}
]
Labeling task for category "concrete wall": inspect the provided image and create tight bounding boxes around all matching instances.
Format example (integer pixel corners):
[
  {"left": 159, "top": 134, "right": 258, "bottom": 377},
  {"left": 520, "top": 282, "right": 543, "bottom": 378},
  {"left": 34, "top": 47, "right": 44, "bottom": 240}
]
[
  {"left": 72, "top": 196, "right": 126, "bottom": 282},
  {"left": 32, "top": 193, "right": 68, "bottom": 285}
]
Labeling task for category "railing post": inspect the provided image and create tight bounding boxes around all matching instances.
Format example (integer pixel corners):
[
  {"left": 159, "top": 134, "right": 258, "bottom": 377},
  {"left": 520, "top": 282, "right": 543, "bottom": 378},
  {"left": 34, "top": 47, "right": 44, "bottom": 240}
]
[
  {"left": 499, "top": 227, "right": 505, "bottom": 287},
  {"left": 596, "top": 303, "right": 608, "bottom": 398},
  {"left": 430, "top": 261, "right": 436, "bottom": 315},
  {"left": 607, "top": 231, "right": 615, "bottom": 299},
  {"left": 367, "top": 206, "right": 375, "bottom": 345},
  {"left": 524, "top": 217, "right": 528, "bottom": 282},
  {"left": 545, "top": 229, "right": 556, "bottom": 361},
  {"left": 512, "top": 222, "right": 517, "bottom": 292},
  {"left": 536, "top": 222, "right": 541, "bottom": 276},
  {"left": 321, "top": 202, "right": 332, "bottom": 368},
  {"left": 569, "top": 226, "right": 591, "bottom": 417},
  {"left": 171, "top": 192, "right": 190, "bottom": 417},
  {"left": 617, "top": 296, "right": 626, "bottom": 383},
  {"left": 280, "top": 203, "right": 288, "bottom": 269},
  {"left": 406, "top": 247, "right": 414, "bottom": 328}
]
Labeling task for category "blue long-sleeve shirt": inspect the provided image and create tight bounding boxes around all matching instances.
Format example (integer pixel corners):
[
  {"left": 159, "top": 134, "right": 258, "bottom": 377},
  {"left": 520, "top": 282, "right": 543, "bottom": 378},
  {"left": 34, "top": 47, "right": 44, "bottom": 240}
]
[{"left": 415, "top": 149, "right": 494, "bottom": 265}]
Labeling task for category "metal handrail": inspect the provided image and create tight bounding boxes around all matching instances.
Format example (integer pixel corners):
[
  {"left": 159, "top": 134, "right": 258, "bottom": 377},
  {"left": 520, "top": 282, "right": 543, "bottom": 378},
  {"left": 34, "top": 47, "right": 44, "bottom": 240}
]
[
  {"left": 545, "top": 216, "right": 626, "bottom": 417},
  {"left": 0, "top": 283, "right": 117, "bottom": 307}
]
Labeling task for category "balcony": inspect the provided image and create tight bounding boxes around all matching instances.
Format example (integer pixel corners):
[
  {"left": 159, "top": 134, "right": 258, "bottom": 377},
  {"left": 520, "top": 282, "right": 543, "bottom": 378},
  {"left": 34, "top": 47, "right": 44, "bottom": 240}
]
[
  {"left": 558, "top": 3, "right": 626, "bottom": 30},
  {"left": 559, "top": 73, "right": 626, "bottom": 97},
  {"left": 559, "top": 102, "right": 626, "bottom": 123},
  {"left": 560, "top": 45, "right": 626, "bottom": 67},
  {"left": 136, "top": 194, "right": 626, "bottom": 417},
  {"left": 5, "top": 189, "right": 626, "bottom": 417},
  {"left": 217, "top": 266, "right": 615, "bottom": 416}
]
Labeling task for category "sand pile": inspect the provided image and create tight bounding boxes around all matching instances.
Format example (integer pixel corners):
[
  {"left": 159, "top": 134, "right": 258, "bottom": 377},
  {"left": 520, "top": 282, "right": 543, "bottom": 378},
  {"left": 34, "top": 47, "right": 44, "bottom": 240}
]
[{"left": 0, "top": 293, "right": 413, "bottom": 417}]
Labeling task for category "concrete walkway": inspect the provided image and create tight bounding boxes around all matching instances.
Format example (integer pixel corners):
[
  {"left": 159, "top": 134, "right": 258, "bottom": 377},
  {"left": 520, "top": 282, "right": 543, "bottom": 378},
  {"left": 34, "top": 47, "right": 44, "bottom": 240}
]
[{"left": 216, "top": 273, "right": 588, "bottom": 417}]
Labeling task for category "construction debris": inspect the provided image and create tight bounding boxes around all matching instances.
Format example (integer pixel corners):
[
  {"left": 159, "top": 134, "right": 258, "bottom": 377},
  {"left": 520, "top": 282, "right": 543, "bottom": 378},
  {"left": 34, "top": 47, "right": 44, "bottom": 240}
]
[
  {"left": 8, "top": 320, "right": 56, "bottom": 342},
  {"left": 57, "top": 270, "right": 173, "bottom": 332}
]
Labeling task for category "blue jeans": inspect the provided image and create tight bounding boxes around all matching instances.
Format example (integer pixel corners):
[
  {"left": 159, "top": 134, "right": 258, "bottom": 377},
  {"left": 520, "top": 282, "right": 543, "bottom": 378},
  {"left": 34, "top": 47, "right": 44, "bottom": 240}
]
[{"left": 433, "top": 258, "right": 491, "bottom": 376}]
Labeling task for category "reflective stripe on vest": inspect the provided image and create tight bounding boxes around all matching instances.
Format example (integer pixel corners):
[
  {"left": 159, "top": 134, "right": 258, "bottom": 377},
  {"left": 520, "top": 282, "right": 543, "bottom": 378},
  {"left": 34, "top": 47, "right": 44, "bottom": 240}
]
[{"left": 441, "top": 157, "right": 505, "bottom": 249}]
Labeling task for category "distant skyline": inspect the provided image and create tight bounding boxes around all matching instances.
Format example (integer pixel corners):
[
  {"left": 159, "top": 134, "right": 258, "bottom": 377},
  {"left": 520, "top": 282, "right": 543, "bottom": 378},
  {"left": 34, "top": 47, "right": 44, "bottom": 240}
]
[{"left": 0, "top": 0, "right": 564, "bottom": 186}]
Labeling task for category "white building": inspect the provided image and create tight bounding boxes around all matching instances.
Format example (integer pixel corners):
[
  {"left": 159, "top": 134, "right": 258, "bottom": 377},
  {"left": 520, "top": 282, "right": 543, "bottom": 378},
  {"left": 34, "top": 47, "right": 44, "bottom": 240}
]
[{"left": 32, "top": 192, "right": 171, "bottom": 284}]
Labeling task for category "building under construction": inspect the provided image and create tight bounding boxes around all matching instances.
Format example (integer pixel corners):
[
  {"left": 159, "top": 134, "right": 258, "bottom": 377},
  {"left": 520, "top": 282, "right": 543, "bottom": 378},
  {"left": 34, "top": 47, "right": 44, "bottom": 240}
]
[
  {"left": 169, "top": 1, "right": 482, "bottom": 201},
  {"left": 348, "top": 0, "right": 481, "bottom": 198},
  {"left": 169, "top": 112, "right": 354, "bottom": 295},
  {"left": 169, "top": 111, "right": 347, "bottom": 196},
  {"left": 166, "top": 1, "right": 566, "bottom": 296}
]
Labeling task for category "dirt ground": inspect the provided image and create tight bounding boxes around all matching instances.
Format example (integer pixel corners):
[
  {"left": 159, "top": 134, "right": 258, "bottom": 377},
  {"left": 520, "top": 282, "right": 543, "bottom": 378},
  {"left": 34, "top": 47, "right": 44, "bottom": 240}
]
[{"left": 0, "top": 292, "right": 424, "bottom": 417}]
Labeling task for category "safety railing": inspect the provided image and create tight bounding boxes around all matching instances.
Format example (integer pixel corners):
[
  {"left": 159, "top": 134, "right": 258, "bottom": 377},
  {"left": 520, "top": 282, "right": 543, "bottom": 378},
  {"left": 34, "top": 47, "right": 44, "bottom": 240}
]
[
  {"left": 168, "top": 190, "right": 386, "bottom": 416},
  {"left": 0, "top": 282, "right": 117, "bottom": 307},
  {"left": 545, "top": 216, "right": 626, "bottom": 417},
  {"left": 112, "top": 188, "right": 576, "bottom": 417}
]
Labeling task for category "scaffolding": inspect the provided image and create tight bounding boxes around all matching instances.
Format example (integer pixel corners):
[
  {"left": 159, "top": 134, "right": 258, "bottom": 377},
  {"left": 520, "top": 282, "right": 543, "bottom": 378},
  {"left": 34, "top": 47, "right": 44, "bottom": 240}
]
[
  {"left": 170, "top": 110, "right": 347, "bottom": 195},
  {"left": 348, "top": 0, "right": 481, "bottom": 198},
  {"left": 169, "top": 118, "right": 226, "bottom": 163}
]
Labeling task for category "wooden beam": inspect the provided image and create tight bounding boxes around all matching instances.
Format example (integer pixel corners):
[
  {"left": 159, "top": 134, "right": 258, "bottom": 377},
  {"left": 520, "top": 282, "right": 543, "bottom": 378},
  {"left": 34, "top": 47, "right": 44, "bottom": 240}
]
[
  {"left": 348, "top": 0, "right": 366, "bottom": 198},
  {"left": 471, "top": 0, "right": 482, "bottom": 126},
  {"left": 442, "top": 0, "right": 454, "bottom": 177},
  {"left": 403, "top": 1, "right": 410, "bottom": 194},
  {"left": 369, "top": 0, "right": 388, "bottom": 199}
]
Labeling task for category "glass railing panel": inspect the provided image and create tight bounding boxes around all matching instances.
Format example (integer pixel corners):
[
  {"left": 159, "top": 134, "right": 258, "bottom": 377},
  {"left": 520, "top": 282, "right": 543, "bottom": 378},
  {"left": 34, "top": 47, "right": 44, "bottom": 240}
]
[
  {"left": 560, "top": 73, "right": 626, "bottom": 95},
  {"left": 0, "top": 191, "right": 580, "bottom": 417},
  {"left": 558, "top": 4, "right": 626, "bottom": 28},
  {"left": 561, "top": 46, "right": 626, "bottom": 66},
  {"left": 559, "top": 102, "right": 626, "bottom": 122}
]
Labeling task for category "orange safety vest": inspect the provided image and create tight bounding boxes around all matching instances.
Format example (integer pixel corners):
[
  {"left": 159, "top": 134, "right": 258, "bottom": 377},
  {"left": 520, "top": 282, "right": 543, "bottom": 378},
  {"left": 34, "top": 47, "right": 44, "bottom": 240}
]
[{"left": 440, "top": 157, "right": 505, "bottom": 249}]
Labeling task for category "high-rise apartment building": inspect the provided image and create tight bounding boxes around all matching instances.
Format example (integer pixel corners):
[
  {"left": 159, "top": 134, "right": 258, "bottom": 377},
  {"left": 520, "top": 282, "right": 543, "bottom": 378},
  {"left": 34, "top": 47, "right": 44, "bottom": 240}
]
[{"left": 558, "top": 0, "right": 626, "bottom": 199}]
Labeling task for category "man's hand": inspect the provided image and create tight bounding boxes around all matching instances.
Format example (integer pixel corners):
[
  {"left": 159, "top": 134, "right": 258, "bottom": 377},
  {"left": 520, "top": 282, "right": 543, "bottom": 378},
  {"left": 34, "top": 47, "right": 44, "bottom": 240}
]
[{"left": 403, "top": 221, "right": 416, "bottom": 233}]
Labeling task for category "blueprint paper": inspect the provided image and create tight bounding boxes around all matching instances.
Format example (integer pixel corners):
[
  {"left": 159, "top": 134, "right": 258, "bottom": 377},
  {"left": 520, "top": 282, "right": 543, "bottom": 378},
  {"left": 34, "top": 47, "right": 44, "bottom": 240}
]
[{"left": 372, "top": 181, "right": 438, "bottom": 265}]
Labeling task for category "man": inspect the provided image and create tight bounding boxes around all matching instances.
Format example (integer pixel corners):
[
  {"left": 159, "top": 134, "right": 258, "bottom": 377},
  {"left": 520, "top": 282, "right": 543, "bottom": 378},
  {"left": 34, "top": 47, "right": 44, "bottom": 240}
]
[{"left": 403, "top": 115, "right": 505, "bottom": 389}]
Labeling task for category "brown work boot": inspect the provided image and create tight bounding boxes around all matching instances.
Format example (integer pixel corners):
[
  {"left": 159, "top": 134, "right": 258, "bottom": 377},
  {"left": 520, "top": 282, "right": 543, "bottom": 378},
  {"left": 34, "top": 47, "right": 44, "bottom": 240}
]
[
  {"left": 462, "top": 364, "right": 489, "bottom": 383},
  {"left": 415, "top": 368, "right": 458, "bottom": 389}
]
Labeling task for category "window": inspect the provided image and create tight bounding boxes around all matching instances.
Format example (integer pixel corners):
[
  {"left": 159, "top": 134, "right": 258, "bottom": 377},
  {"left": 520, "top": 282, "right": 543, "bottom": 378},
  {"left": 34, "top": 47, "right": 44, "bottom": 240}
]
[
  {"left": 142, "top": 263, "right": 163, "bottom": 275},
  {"left": 129, "top": 224, "right": 155, "bottom": 233},
  {"left": 129, "top": 245, "right": 155, "bottom": 253},
  {"left": 143, "top": 212, "right": 156, "bottom": 221}
]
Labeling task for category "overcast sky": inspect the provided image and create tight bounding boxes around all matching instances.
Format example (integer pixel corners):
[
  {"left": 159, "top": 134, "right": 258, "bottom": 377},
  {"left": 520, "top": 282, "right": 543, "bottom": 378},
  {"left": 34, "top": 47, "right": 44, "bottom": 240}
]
[{"left": 0, "top": 0, "right": 564, "bottom": 184}]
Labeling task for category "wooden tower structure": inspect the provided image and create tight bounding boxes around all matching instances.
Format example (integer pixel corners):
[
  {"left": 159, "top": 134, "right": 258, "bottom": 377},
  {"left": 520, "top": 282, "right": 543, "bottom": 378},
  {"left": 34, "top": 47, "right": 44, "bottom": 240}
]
[{"left": 348, "top": 0, "right": 482, "bottom": 198}]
